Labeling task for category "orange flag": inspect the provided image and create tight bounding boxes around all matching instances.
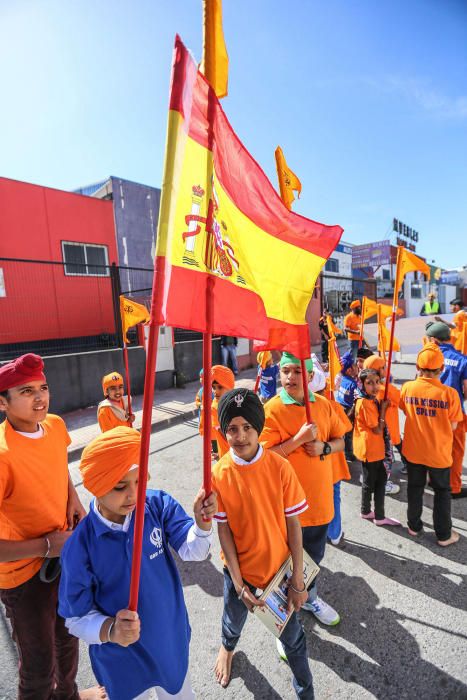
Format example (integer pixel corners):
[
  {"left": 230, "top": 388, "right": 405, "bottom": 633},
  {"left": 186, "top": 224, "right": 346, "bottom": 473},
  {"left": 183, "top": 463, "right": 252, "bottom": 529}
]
[
  {"left": 362, "top": 296, "right": 402, "bottom": 321},
  {"left": 393, "top": 247, "right": 430, "bottom": 306},
  {"left": 200, "top": 0, "right": 229, "bottom": 99},
  {"left": 327, "top": 313, "right": 343, "bottom": 336},
  {"left": 460, "top": 321, "right": 467, "bottom": 355},
  {"left": 120, "top": 296, "right": 150, "bottom": 343},
  {"left": 275, "top": 146, "right": 302, "bottom": 211},
  {"left": 328, "top": 334, "right": 342, "bottom": 391},
  {"left": 377, "top": 304, "right": 400, "bottom": 354}
]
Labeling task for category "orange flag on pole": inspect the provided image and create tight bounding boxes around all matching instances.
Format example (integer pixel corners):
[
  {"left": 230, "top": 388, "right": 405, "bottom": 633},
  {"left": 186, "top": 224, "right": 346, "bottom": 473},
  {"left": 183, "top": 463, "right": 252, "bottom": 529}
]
[
  {"left": 275, "top": 146, "right": 302, "bottom": 211},
  {"left": 200, "top": 0, "right": 229, "bottom": 99},
  {"left": 377, "top": 304, "right": 400, "bottom": 354},
  {"left": 393, "top": 247, "right": 430, "bottom": 306},
  {"left": 327, "top": 313, "right": 343, "bottom": 336},
  {"left": 120, "top": 296, "right": 150, "bottom": 342},
  {"left": 328, "top": 334, "right": 342, "bottom": 392}
]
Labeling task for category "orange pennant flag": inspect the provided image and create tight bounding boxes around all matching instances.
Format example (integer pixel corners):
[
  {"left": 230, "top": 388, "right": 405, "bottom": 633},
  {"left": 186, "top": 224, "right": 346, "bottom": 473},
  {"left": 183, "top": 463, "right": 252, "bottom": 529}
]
[
  {"left": 328, "top": 334, "right": 342, "bottom": 391},
  {"left": 362, "top": 296, "right": 402, "bottom": 321},
  {"left": 200, "top": 0, "right": 229, "bottom": 99},
  {"left": 377, "top": 304, "right": 400, "bottom": 354},
  {"left": 120, "top": 295, "right": 150, "bottom": 343},
  {"left": 459, "top": 321, "right": 467, "bottom": 355},
  {"left": 393, "top": 247, "right": 430, "bottom": 306},
  {"left": 327, "top": 313, "right": 343, "bottom": 336},
  {"left": 275, "top": 146, "right": 302, "bottom": 211}
]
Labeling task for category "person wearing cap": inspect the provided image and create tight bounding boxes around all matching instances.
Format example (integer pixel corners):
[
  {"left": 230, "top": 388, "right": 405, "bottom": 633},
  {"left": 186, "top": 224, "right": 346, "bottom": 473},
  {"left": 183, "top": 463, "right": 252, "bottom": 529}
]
[
  {"left": 400, "top": 343, "right": 463, "bottom": 545},
  {"left": 0, "top": 354, "right": 104, "bottom": 700},
  {"left": 420, "top": 292, "right": 440, "bottom": 316},
  {"left": 59, "top": 426, "right": 217, "bottom": 700},
  {"left": 261, "top": 353, "right": 345, "bottom": 627},
  {"left": 311, "top": 372, "right": 352, "bottom": 546},
  {"left": 98, "top": 372, "right": 134, "bottom": 432},
  {"left": 363, "top": 355, "right": 405, "bottom": 493},
  {"left": 344, "top": 300, "right": 362, "bottom": 358},
  {"left": 257, "top": 351, "right": 279, "bottom": 404},
  {"left": 424, "top": 322, "right": 467, "bottom": 498},
  {"left": 199, "top": 365, "right": 235, "bottom": 460},
  {"left": 336, "top": 350, "right": 359, "bottom": 462},
  {"left": 211, "top": 389, "right": 314, "bottom": 697}
]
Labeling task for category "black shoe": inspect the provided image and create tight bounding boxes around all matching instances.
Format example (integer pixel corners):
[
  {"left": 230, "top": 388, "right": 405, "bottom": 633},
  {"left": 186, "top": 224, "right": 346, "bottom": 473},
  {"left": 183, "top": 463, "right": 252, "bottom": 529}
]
[{"left": 452, "top": 488, "right": 467, "bottom": 499}]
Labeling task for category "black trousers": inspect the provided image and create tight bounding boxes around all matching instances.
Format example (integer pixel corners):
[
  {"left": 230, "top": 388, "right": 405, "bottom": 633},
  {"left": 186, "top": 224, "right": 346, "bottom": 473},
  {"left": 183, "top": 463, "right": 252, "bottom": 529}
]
[
  {"left": 407, "top": 462, "right": 452, "bottom": 541},
  {"left": 361, "top": 460, "right": 387, "bottom": 520}
]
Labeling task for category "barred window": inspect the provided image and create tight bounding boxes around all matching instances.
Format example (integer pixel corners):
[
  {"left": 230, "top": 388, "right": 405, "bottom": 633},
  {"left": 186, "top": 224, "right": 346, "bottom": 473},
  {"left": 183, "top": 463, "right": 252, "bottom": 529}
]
[{"left": 62, "top": 242, "right": 109, "bottom": 276}]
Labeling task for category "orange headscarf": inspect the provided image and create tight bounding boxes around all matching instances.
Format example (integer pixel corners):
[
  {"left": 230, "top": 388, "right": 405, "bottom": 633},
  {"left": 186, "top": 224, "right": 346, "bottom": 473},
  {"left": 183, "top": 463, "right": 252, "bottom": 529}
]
[
  {"left": 80, "top": 426, "right": 140, "bottom": 497},
  {"left": 102, "top": 371, "right": 124, "bottom": 395},
  {"left": 257, "top": 351, "right": 272, "bottom": 369},
  {"left": 417, "top": 343, "right": 444, "bottom": 370},
  {"left": 211, "top": 365, "right": 235, "bottom": 389},
  {"left": 363, "top": 355, "right": 385, "bottom": 371},
  {"left": 350, "top": 300, "right": 361, "bottom": 310}
]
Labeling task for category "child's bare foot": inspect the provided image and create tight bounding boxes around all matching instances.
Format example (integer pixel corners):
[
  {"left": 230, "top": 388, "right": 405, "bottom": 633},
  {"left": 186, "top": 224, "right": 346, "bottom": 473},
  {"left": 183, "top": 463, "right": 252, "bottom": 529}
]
[
  {"left": 215, "top": 646, "right": 233, "bottom": 688},
  {"left": 438, "top": 531, "right": 460, "bottom": 547},
  {"left": 79, "top": 687, "right": 108, "bottom": 699}
]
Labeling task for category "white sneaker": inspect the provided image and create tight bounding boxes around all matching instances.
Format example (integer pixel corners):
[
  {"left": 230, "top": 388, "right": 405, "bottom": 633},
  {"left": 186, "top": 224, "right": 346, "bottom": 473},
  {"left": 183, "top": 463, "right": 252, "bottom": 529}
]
[
  {"left": 385, "top": 480, "right": 400, "bottom": 495},
  {"left": 301, "top": 596, "right": 340, "bottom": 625},
  {"left": 330, "top": 530, "right": 344, "bottom": 546},
  {"left": 359, "top": 473, "right": 363, "bottom": 484},
  {"left": 276, "top": 637, "right": 288, "bottom": 662}
]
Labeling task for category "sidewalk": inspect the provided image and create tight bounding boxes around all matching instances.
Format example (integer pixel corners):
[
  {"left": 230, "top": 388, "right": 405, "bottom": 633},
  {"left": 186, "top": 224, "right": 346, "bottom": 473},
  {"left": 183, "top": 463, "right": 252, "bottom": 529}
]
[{"left": 65, "top": 367, "right": 258, "bottom": 462}]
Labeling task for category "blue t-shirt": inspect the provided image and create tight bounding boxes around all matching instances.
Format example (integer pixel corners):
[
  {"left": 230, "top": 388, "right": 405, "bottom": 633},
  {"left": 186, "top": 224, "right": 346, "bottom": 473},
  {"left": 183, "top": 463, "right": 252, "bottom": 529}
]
[
  {"left": 336, "top": 374, "right": 357, "bottom": 410},
  {"left": 439, "top": 343, "right": 467, "bottom": 414},
  {"left": 59, "top": 490, "right": 193, "bottom": 700},
  {"left": 259, "top": 364, "right": 280, "bottom": 399}
]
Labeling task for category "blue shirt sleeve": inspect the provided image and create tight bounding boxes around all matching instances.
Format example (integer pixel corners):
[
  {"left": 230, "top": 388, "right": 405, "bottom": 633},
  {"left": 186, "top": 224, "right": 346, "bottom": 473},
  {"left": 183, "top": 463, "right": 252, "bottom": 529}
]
[
  {"left": 58, "top": 520, "right": 97, "bottom": 619},
  {"left": 148, "top": 490, "right": 194, "bottom": 553}
]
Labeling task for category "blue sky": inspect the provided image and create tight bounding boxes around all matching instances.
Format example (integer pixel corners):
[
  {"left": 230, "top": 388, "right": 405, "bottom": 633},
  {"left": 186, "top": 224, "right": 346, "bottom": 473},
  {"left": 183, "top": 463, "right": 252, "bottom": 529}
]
[{"left": 1, "top": 0, "right": 466, "bottom": 268}]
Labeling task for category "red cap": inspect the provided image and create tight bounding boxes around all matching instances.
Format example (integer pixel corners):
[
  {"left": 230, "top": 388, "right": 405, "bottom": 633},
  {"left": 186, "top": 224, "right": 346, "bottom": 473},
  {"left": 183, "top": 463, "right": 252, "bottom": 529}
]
[{"left": 0, "top": 354, "right": 46, "bottom": 392}]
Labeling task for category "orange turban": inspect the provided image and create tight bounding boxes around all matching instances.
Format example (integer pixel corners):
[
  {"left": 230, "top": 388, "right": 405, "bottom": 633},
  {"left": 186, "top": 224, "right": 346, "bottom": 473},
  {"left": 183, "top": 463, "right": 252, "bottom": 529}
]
[
  {"left": 363, "top": 355, "right": 385, "bottom": 371},
  {"left": 211, "top": 365, "right": 235, "bottom": 389},
  {"left": 350, "top": 300, "right": 361, "bottom": 310},
  {"left": 417, "top": 343, "right": 444, "bottom": 371},
  {"left": 257, "top": 351, "right": 272, "bottom": 369},
  {"left": 102, "top": 371, "right": 124, "bottom": 395},
  {"left": 80, "top": 426, "right": 140, "bottom": 497}
]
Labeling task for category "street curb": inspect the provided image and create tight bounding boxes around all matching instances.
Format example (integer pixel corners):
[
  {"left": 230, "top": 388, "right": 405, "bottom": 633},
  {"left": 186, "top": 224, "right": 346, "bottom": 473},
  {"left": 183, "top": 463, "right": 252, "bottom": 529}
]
[{"left": 67, "top": 406, "right": 199, "bottom": 463}]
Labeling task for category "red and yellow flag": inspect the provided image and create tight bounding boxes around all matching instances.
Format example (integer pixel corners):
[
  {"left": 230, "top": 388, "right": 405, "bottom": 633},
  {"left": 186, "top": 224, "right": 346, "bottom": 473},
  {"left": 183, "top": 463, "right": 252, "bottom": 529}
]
[
  {"left": 200, "top": 0, "right": 229, "bottom": 99},
  {"left": 275, "top": 146, "right": 302, "bottom": 211},
  {"left": 393, "top": 247, "right": 430, "bottom": 306},
  {"left": 155, "top": 38, "right": 343, "bottom": 358},
  {"left": 120, "top": 295, "right": 150, "bottom": 342}
]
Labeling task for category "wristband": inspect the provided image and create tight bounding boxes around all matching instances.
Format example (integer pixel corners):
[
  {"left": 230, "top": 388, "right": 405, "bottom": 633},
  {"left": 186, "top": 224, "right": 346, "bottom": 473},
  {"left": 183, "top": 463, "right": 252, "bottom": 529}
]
[
  {"left": 43, "top": 536, "right": 51, "bottom": 559},
  {"left": 237, "top": 586, "right": 246, "bottom": 600},
  {"left": 107, "top": 619, "right": 116, "bottom": 643},
  {"left": 279, "top": 444, "right": 287, "bottom": 458},
  {"left": 289, "top": 582, "right": 306, "bottom": 593}
]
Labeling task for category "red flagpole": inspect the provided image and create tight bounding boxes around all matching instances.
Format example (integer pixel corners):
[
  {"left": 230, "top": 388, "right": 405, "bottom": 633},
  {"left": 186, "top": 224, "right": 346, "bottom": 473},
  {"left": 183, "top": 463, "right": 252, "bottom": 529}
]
[
  {"left": 122, "top": 342, "right": 133, "bottom": 427},
  {"left": 358, "top": 297, "right": 366, "bottom": 348},
  {"left": 383, "top": 247, "right": 402, "bottom": 402},
  {"left": 254, "top": 366, "right": 262, "bottom": 394},
  {"left": 300, "top": 359, "right": 312, "bottom": 424},
  {"left": 128, "top": 255, "right": 165, "bottom": 611},
  {"left": 202, "top": 276, "right": 214, "bottom": 498}
]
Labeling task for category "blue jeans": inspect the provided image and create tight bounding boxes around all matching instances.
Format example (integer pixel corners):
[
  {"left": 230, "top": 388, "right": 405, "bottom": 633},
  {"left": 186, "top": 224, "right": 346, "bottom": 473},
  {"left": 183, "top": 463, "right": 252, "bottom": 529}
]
[
  {"left": 221, "top": 344, "right": 238, "bottom": 374},
  {"left": 350, "top": 339, "right": 359, "bottom": 359},
  {"left": 302, "top": 524, "right": 329, "bottom": 603},
  {"left": 327, "top": 482, "right": 342, "bottom": 541},
  {"left": 221, "top": 568, "right": 314, "bottom": 699}
]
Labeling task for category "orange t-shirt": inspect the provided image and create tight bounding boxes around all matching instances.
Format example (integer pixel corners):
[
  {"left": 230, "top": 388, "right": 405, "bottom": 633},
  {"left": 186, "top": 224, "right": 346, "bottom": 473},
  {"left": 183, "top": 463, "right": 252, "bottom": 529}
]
[
  {"left": 399, "top": 376, "right": 463, "bottom": 468},
  {"left": 328, "top": 399, "right": 352, "bottom": 483},
  {"left": 261, "top": 394, "right": 344, "bottom": 526},
  {"left": 97, "top": 400, "right": 129, "bottom": 432},
  {"left": 344, "top": 312, "right": 361, "bottom": 340},
  {"left": 198, "top": 398, "right": 229, "bottom": 457},
  {"left": 377, "top": 383, "right": 401, "bottom": 445},
  {"left": 212, "top": 447, "right": 307, "bottom": 588},
  {"left": 353, "top": 398, "right": 385, "bottom": 462},
  {"left": 454, "top": 310, "right": 467, "bottom": 333},
  {"left": 0, "top": 415, "right": 71, "bottom": 589}
]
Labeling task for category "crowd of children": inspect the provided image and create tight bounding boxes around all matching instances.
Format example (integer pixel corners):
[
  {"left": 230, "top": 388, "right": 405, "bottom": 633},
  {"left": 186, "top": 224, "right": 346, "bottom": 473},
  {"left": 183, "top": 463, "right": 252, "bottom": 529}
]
[{"left": 0, "top": 302, "right": 465, "bottom": 699}]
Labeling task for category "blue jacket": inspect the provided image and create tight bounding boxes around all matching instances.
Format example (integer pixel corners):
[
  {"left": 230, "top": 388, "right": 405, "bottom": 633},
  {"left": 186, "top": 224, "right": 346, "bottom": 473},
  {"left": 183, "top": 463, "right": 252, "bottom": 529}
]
[{"left": 439, "top": 343, "right": 467, "bottom": 414}]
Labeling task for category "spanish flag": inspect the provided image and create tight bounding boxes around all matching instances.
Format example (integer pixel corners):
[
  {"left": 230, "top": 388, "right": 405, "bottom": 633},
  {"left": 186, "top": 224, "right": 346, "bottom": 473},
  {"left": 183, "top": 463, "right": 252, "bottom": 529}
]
[
  {"left": 120, "top": 296, "right": 150, "bottom": 342},
  {"left": 275, "top": 146, "right": 302, "bottom": 211},
  {"left": 155, "top": 38, "right": 343, "bottom": 358}
]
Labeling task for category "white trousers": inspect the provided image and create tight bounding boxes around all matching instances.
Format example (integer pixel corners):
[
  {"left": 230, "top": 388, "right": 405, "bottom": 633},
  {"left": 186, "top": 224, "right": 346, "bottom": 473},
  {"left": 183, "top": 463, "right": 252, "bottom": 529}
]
[{"left": 132, "top": 673, "right": 195, "bottom": 700}]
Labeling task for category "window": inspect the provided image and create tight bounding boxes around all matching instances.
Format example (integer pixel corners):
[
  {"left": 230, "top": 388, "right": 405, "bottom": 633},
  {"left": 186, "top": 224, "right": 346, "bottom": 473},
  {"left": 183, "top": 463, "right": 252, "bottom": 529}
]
[
  {"left": 325, "top": 258, "right": 339, "bottom": 273},
  {"left": 62, "top": 242, "right": 109, "bottom": 276},
  {"left": 382, "top": 269, "right": 390, "bottom": 280}
]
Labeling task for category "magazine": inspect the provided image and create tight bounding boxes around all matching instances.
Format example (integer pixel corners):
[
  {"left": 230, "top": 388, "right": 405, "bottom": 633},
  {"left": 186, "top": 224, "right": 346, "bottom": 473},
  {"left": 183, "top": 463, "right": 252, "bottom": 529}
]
[{"left": 253, "top": 550, "right": 320, "bottom": 637}]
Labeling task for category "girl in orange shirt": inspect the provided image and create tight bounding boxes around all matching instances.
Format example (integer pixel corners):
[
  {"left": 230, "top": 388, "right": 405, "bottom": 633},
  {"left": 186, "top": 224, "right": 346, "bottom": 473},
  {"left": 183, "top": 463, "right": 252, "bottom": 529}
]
[{"left": 354, "top": 370, "right": 400, "bottom": 526}]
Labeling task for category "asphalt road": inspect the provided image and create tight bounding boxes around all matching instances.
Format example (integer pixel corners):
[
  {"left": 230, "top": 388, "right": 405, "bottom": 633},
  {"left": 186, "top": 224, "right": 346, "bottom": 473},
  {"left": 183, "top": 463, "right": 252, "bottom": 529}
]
[{"left": 1, "top": 373, "right": 467, "bottom": 700}]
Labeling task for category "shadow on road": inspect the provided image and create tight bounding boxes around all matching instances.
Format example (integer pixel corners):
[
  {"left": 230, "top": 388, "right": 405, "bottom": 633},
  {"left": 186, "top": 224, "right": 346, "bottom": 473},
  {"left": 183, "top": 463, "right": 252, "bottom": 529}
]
[
  {"left": 174, "top": 553, "right": 224, "bottom": 597},
  {"left": 303, "top": 570, "right": 467, "bottom": 700},
  {"left": 229, "top": 650, "right": 283, "bottom": 699}
]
